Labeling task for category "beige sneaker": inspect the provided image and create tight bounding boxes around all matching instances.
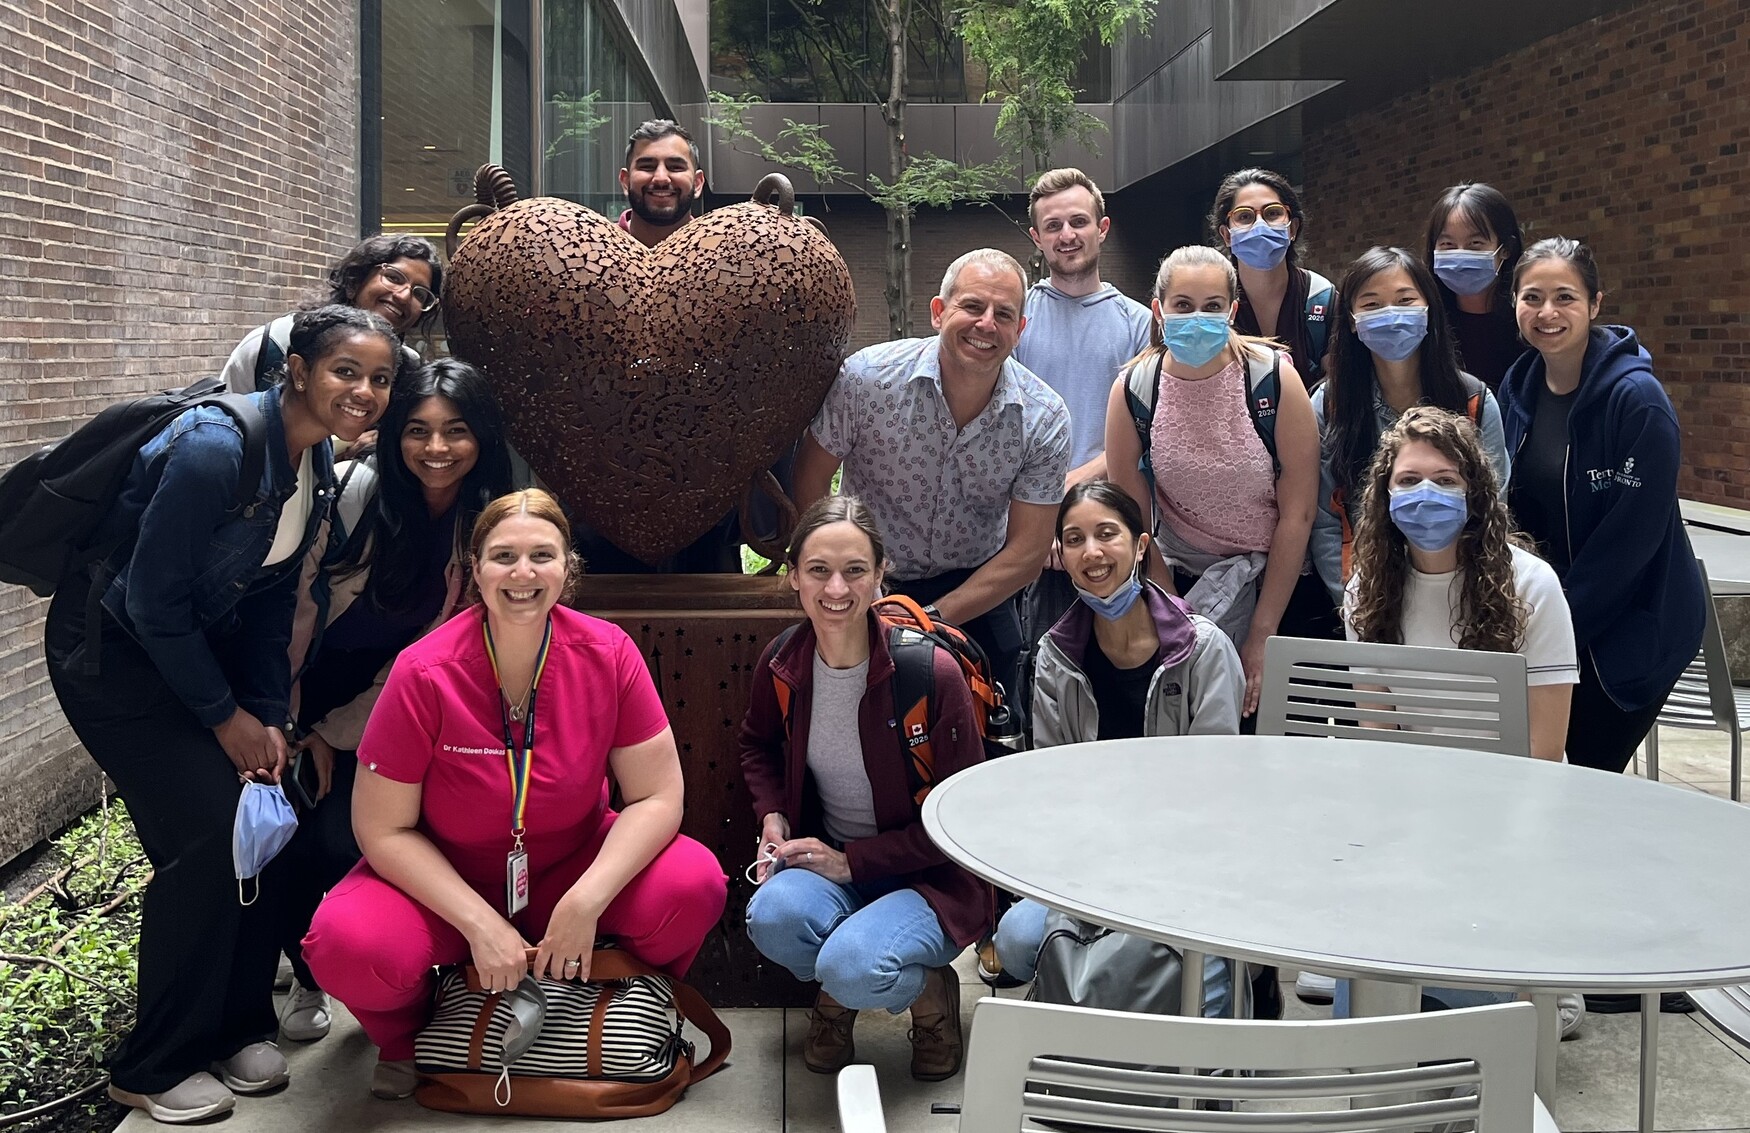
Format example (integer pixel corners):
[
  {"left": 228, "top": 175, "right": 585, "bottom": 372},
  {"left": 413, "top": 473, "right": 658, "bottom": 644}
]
[
  {"left": 210, "top": 1041, "right": 288, "bottom": 1094},
  {"left": 107, "top": 1071, "right": 235, "bottom": 1123},
  {"left": 370, "top": 1057, "right": 419, "bottom": 1100}
]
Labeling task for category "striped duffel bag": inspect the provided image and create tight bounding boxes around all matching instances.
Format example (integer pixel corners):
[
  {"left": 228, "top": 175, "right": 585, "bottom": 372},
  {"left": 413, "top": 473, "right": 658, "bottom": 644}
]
[{"left": 413, "top": 946, "right": 731, "bottom": 1118}]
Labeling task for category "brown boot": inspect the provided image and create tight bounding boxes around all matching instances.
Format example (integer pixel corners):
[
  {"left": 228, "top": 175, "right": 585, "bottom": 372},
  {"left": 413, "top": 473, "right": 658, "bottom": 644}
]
[
  {"left": 908, "top": 965, "right": 965, "bottom": 1081},
  {"left": 803, "top": 988, "right": 858, "bottom": 1074}
]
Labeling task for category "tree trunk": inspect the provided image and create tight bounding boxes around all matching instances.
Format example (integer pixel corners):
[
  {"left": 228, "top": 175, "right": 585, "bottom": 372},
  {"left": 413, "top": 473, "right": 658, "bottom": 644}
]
[{"left": 882, "top": 0, "right": 911, "bottom": 339}]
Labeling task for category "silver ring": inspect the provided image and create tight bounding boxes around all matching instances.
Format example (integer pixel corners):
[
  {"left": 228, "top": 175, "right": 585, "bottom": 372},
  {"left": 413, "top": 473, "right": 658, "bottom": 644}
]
[
  {"left": 806, "top": 851, "right": 814, "bottom": 861},
  {"left": 564, "top": 959, "right": 580, "bottom": 971}
]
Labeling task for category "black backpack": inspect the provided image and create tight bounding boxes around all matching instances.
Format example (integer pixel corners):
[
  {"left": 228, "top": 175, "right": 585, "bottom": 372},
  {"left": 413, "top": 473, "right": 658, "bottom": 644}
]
[{"left": 0, "top": 376, "right": 266, "bottom": 597}]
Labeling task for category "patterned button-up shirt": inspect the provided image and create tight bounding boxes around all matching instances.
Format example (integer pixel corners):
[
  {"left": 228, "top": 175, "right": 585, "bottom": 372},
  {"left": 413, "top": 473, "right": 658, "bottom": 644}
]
[{"left": 810, "top": 336, "right": 1071, "bottom": 581}]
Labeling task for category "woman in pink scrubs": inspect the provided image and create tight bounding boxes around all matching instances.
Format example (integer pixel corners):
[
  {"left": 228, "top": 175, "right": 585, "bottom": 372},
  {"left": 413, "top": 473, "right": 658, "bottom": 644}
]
[{"left": 303, "top": 489, "right": 727, "bottom": 1100}]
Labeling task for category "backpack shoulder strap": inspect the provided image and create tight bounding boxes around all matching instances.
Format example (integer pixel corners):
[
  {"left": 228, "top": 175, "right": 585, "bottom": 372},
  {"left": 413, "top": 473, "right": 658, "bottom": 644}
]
[
  {"left": 252, "top": 315, "right": 294, "bottom": 392},
  {"left": 1303, "top": 270, "right": 1334, "bottom": 377},
  {"left": 767, "top": 624, "right": 802, "bottom": 735},
  {"left": 205, "top": 393, "right": 267, "bottom": 513},
  {"left": 886, "top": 626, "right": 939, "bottom": 806},
  {"left": 1122, "top": 354, "right": 1165, "bottom": 497},
  {"left": 1242, "top": 347, "right": 1284, "bottom": 479},
  {"left": 1457, "top": 371, "right": 1486, "bottom": 424}
]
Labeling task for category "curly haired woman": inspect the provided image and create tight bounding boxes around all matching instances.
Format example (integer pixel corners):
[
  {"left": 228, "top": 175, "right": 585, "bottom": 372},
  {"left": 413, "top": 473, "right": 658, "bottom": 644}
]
[{"left": 1345, "top": 405, "right": 1576, "bottom": 760}]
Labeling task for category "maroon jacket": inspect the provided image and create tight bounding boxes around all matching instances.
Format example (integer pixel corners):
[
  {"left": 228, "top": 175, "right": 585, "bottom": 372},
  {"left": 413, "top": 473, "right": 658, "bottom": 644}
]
[{"left": 737, "top": 615, "right": 994, "bottom": 947}]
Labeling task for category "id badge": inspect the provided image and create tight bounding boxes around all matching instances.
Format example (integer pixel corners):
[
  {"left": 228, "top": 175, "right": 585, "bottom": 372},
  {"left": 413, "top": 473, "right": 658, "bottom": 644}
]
[{"left": 505, "top": 849, "right": 530, "bottom": 917}]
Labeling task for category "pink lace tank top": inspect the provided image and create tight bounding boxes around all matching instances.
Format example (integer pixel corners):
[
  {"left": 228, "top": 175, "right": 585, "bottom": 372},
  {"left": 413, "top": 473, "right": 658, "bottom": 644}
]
[{"left": 1148, "top": 353, "right": 1279, "bottom": 555}]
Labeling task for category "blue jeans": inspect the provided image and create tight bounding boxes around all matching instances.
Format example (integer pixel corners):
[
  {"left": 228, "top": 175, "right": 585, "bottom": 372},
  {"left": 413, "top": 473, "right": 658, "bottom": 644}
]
[
  {"left": 745, "top": 868, "right": 960, "bottom": 1013},
  {"left": 992, "top": 898, "right": 1233, "bottom": 1018}
]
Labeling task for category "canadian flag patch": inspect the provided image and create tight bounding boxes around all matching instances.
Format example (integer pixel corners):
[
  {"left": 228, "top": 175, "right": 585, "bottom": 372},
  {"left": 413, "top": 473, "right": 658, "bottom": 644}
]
[
  {"left": 1310, "top": 304, "right": 1326, "bottom": 317},
  {"left": 1255, "top": 397, "right": 1274, "bottom": 411}
]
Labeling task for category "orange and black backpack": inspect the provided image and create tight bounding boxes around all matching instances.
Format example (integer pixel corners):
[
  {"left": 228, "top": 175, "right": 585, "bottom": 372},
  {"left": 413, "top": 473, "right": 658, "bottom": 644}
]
[{"left": 768, "top": 594, "right": 1022, "bottom": 807}]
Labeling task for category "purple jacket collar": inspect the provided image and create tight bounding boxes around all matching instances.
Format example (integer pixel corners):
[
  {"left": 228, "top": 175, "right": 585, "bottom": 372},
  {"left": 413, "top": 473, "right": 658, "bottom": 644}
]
[{"left": 1047, "top": 582, "right": 1199, "bottom": 671}]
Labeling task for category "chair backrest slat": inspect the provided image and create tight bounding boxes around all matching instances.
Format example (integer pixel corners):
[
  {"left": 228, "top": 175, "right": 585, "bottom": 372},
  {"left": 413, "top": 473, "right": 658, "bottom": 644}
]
[{"left": 1257, "top": 636, "right": 1532, "bottom": 757}]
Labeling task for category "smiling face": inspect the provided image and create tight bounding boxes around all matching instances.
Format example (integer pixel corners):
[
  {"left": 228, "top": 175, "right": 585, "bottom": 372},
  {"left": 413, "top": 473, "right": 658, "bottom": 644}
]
[
  {"left": 351, "top": 257, "right": 434, "bottom": 334},
  {"left": 288, "top": 330, "right": 395, "bottom": 443},
  {"left": 399, "top": 394, "right": 479, "bottom": 510},
  {"left": 1030, "top": 185, "right": 1108, "bottom": 282},
  {"left": 1059, "top": 499, "right": 1146, "bottom": 599},
  {"left": 473, "top": 513, "right": 568, "bottom": 626},
  {"left": 1515, "top": 258, "right": 1602, "bottom": 364},
  {"left": 930, "top": 261, "right": 1027, "bottom": 380},
  {"left": 620, "top": 134, "right": 703, "bottom": 226},
  {"left": 788, "top": 520, "right": 883, "bottom": 631}
]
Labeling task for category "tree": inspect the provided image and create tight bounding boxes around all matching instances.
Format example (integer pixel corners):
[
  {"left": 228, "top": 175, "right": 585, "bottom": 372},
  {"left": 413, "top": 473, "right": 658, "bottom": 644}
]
[
  {"left": 958, "top": 0, "right": 1154, "bottom": 176},
  {"left": 707, "top": 0, "right": 1010, "bottom": 339}
]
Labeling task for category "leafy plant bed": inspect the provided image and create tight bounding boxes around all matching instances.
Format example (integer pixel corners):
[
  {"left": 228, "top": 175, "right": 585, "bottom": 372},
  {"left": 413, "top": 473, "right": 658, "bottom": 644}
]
[{"left": 0, "top": 799, "right": 144, "bottom": 1133}]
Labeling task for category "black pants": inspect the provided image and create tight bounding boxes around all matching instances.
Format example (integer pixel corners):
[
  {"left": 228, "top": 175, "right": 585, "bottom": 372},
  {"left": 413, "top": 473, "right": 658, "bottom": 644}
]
[
  {"left": 887, "top": 569, "right": 1024, "bottom": 710},
  {"left": 45, "top": 575, "right": 285, "bottom": 1093},
  {"left": 1566, "top": 653, "right": 1674, "bottom": 773}
]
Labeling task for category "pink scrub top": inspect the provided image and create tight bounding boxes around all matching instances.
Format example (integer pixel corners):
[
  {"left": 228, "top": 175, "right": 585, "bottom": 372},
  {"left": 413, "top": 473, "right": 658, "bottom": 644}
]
[{"left": 358, "top": 604, "right": 669, "bottom": 892}]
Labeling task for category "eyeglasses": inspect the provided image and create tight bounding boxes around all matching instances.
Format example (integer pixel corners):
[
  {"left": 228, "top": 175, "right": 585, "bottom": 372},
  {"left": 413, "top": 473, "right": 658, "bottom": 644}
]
[
  {"left": 1226, "top": 203, "right": 1293, "bottom": 228},
  {"left": 378, "top": 263, "right": 439, "bottom": 311}
]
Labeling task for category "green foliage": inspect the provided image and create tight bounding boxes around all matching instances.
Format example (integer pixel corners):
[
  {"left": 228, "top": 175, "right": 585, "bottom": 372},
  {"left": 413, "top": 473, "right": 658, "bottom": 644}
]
[
  {"left": 545, "top": 90, "right": 610, "bottom": 163},
  {"left": 705, "top": 91, "right": 1010, "bottom": 220},
  {"left": 958, "top": 0, "right": 1154, "bottom": 173},
  {"left": 1, "top": 800, "right": 145, "bottom": 1120}
]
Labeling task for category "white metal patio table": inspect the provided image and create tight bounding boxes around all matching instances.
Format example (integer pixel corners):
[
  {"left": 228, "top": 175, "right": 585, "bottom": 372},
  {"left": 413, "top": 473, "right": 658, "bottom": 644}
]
[{"left": 922, "top": 735, "right": 1750, "bottom": 1133}]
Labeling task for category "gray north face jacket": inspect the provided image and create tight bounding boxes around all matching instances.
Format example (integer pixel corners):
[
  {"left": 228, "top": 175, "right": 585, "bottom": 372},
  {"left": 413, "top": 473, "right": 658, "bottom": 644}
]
[{"left": 1030, "top": 583, "right": 1244, "bottom": 745}]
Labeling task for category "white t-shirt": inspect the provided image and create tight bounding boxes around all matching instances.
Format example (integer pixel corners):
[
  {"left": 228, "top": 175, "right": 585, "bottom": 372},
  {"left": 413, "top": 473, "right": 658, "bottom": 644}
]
[
  {"left": 1343, "top": 545, "right": 1578, "bottom": 737},
  {"left": 260, "top": 449, "right": 314, "bottom": 569}
]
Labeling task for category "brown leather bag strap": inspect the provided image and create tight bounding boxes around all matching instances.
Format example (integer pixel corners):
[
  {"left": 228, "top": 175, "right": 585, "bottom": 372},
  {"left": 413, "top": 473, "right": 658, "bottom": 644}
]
[
  {"left": 587, "top": 985, "right": 615, "bottom": 1078},
  {"left": 467, "top": 991, "right": 502, "bottom": 1071},
  {"left": 587, "top": 949, "right": 732, "bottom": 1083}
]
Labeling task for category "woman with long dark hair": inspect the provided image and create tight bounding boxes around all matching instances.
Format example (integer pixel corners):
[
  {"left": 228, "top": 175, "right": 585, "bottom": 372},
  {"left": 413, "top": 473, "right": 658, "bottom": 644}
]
[
  {"left": 45, "top": 306, "right": 397, "bottom": 1122},
  {"left": 1498, "top": 237, "right": 1705, "bottom": 775},
  {"left": 1310, "top": 247, "right": 1511, "bottom": 606},
  {"left": 275, "top": 359, "right": 515, "bottom": 1044},
  {"left": 1424, "top": 183, "right": 1526, "bottom": 390},
  {"left": 220, "top": 234, "right": 442, "bottom": 394},
  {"left": 1208, "top": 168, "right": 1336, "bottom": 389}
]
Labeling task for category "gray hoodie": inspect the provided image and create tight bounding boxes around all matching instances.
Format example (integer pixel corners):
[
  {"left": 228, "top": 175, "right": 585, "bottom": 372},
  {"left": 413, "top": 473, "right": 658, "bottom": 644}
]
[{"left": 1030, "top": 583, "right": 1244, "bottom": 745}]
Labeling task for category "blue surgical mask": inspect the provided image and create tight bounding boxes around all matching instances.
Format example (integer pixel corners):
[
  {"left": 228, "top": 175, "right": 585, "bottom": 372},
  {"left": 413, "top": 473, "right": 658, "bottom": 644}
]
[
  {"left": 1074, "top": 558, "right": 1145, "bottom": 620},
  {"left": 1432, "top": 249, "right": 1500, "bottom": 296},
  {"left": 1354, "top": 305, "right": 1430, "bottom": 361},
  {"left": 1158, "top": 312, "right": 1231, "bottom": 367},
  {"left": 1228, "top": 219, "right": 1292, "bottom": 270},
  {"left": 234, "top": 781, "right": 298, "bottom": 905},
  {"left": 1388, "top": 480, "right": 1469, "bottom": 552}
]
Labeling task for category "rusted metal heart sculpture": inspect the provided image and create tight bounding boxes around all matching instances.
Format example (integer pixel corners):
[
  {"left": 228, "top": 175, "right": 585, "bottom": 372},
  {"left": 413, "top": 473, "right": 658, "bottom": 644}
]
[{"left": 442, "top": 178, "right": 855, "bottom": 564}]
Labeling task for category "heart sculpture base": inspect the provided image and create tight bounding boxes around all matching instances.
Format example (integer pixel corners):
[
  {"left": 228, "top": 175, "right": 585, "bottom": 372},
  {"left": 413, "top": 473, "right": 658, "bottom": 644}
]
[
  {"left": 443, "top": 174, "right": 855, "bottom": 565},
  {"left": 573, "top": 574, "right": 813, "bottom": 1007}
]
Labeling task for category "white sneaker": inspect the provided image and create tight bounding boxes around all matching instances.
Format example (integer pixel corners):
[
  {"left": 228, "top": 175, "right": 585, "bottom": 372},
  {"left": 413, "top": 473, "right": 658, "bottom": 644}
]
[
  {"left": 1294, "top": 971, "right": 1337, "bottom": 1004},
  {"left": 280, "top": 984, "right": 332, "bottom": 1042},
  {"left": 370, "top": 1057, "right": 418, "bottom": 1100},
  {"left": 273, "top": 955, "right": 294, "bottom": 992},
  {"left": 1558, "top": 992, "right": 1586, "bottom": 1040},
  {"left": 211, "top": 1041, "right": 289, "bottom": 1094},
  {"left": 108, "top": 1071, "right": 235, "bottom": 1124}
]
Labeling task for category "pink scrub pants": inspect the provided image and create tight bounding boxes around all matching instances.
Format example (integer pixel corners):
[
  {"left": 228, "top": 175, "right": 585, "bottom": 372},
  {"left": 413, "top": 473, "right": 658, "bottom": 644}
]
[{"left": 303, "top": 818, "right": 727, "bottom": 1060}]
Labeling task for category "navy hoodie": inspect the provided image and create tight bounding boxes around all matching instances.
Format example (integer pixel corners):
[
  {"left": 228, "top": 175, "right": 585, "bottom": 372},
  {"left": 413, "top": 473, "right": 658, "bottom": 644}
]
[{"left": 1498, "top": 325, "right": 1704, "bottom": 711}]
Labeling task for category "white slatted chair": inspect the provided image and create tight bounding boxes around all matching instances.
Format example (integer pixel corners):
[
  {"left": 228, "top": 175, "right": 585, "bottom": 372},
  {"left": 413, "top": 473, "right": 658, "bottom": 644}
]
[
  {"left": 1256, "top": 635, "right": 1532, "bottom": 757},
  {"left": 837, "top": 997, "right": 1557, "bottom": 1132},
  {"left": 1642, "top": 562, "right": 1744, "bottom": 802}
]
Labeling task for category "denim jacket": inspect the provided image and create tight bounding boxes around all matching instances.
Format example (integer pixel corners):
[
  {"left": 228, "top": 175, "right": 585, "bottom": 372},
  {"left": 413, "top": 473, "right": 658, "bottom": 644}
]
[{"left": 94, "top": 385, "right": 335, "bottom": 729}]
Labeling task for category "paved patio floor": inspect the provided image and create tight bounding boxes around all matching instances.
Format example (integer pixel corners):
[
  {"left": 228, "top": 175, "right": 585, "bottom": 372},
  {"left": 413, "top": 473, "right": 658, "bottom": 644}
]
[{"left": 126, "top": 730, "right": 1750, "bottom": 1132}]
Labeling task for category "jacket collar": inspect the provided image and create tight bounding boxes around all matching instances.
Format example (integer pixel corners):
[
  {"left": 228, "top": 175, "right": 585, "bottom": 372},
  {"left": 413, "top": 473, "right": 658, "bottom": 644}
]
[
  {"left": 769, "top": 611, "right": 897, "bottom": 691},
  {"left": 1501, "top": 324, "right": 1648, "bottom": 428},
  {"left": 1046, "top": 581, "right": 1199, "bottom": 670}
]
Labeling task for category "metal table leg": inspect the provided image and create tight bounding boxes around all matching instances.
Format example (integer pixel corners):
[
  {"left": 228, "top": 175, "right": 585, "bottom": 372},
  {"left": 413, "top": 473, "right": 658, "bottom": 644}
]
[
  {"left": 1531, "top": 992, "right": 1560, "bottom": 1101},
  {"left": 1346, "top": 978, "right": 1421, "bottom": 1112},
  {"left": 1180, "top": 950, "right": 1206, "bottom": 1018},
  {"left": 1640, "top": 992, "right": 1660, "bottom": 1133}
]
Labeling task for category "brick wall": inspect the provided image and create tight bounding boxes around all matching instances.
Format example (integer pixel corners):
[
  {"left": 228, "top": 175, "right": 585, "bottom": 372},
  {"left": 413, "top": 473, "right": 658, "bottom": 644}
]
[
  {"left": 0, "top": 0, "right": 359, "bottom": 862},
  {"left": 795, "top": 193, "right": 1161, "bottom": 350},
  {"left": 1299, "top": 0, "right": 1750, "bottom": 504}
]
